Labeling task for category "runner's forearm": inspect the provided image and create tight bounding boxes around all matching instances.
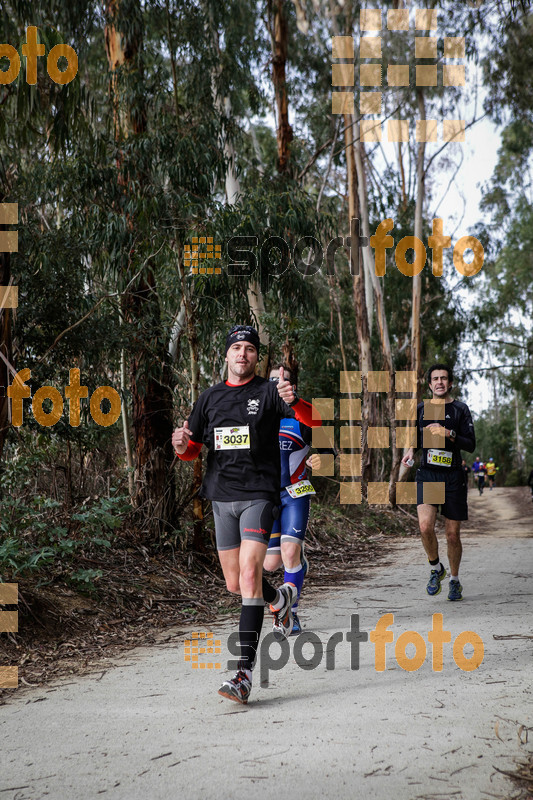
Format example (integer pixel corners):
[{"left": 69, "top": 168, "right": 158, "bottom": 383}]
[
  {"left": 176, "top": 440, "right": 202, "bottom": 461},
  {"left": 293, "top": 398, "right": 322, "bottom": 428}
]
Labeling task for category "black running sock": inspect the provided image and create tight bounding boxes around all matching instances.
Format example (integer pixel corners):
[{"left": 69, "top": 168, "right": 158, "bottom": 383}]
[
  {"left": 237, "top": 600, "right": 264, "bottom": 673},
  {"left": 262, "top": 576, "right": 277, "bottom": 604}
]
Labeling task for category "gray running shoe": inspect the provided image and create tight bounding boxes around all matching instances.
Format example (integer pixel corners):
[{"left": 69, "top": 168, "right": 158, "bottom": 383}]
[
  {"left": 218, "top": 670, "right": 252, "bottom": 704},
  {"left": 271, "top": 583, "right": 297, "bottom": 639}
]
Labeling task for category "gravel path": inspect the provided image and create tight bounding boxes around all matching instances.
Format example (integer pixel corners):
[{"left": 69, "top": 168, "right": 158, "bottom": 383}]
[{"left": 1, "top": 487, "right": 532, "bottom": 800}]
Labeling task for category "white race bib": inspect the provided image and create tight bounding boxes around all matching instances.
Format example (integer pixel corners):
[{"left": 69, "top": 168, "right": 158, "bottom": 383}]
[
  {"left": 285, "top": 479, "right": 316, "bottom": 498},
  {"left": 427, "top": 448, "right": 453, "bottom": 467},
  {"left": 214, "top": 426, "right": 250, "bottom": 450}
]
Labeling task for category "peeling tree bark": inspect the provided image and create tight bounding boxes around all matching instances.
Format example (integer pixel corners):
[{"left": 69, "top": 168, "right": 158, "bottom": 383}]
[
  {"left": 271, "top": 0, "right": 293, "bottom": 173},
  {"left": 247, "top": 283, "right": 271, "bottom": 377},
  {"left": 352, "top": 143, "right": 400, "bottom": 502},
  {"left": 344, "top": 112, "right": 375, "bottom": 488},
  {"left": 411, "top": 87, "right": 426, "bottom": 402}
]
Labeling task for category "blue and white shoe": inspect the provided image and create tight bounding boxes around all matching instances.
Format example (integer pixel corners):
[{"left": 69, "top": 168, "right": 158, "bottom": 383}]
[{"left": 290, "top": 612, "right": 302, "bottom": 635}]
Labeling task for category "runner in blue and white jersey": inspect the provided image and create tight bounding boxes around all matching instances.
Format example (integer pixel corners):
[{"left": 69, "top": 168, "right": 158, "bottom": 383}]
[{"left": 264, "top": 364, "right": 321, "bottom": 635}]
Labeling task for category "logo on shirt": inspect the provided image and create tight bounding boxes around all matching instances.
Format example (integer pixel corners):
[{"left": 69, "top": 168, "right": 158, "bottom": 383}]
[{"left": 247, "top": 398, "right": 260, "bottom": 415}]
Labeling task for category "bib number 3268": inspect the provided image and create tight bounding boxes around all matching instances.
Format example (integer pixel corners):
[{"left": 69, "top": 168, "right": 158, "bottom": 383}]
[{"left": 214, "top": 426, "right": 250, "bottom": 450}]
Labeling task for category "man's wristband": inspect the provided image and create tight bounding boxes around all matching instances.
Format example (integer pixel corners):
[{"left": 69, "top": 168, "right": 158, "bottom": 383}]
[{"left": 287, "top": 392, "right": 300, "bottom": 408}]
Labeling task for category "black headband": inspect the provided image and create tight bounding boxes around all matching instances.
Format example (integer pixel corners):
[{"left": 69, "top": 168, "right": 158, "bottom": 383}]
[{"left": 225, "top": 325, "right": 260, "bottom": 355}]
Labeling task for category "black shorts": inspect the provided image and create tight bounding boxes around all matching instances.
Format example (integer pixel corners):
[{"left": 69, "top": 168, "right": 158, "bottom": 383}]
[
  {"left": 416, "top": 468, "right": 468, "bottom": 521},
  {"left": 212, "top": 499, "right": 279, "bottom": 550}
]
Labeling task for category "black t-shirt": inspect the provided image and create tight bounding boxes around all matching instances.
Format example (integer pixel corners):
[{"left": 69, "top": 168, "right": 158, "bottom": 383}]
[
  {"left": 416, "top": 399, "right": 476, "bottom": 472},
  {"left": 187, "top": 376, "right": 291, "bottom": 502}
]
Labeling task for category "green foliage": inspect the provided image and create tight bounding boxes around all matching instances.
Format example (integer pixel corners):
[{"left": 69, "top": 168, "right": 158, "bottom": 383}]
[
  {"left": 4, "top": 0, "right": 529, "bottom": 543},
  {"left": 0, "top": 450, "right": 129, "bottom": 588},
  {"left": 483, "top": 11, "right": 533, "bottom": 124},
  {"left": 504, "top": 468, "right": 527, "bottom": 486}
]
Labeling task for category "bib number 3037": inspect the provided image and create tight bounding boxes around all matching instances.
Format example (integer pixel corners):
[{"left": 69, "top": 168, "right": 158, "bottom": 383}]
[
  {"left": 427, "top": 448, "right": 452, "bottom": 467},
  {"left": 286, "top": 480, "right": 316, "bottom": 499},
  {"left": 214, "top": 426, "right": 250, "bottom": 450}
]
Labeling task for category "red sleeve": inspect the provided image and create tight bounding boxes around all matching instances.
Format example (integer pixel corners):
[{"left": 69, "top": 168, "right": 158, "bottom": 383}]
[
  {"left": 293, "top": 398, "right": 322, "bottom": 428},
  {"left": 176, "top": 440, "right": 202, "bottom": 461}
]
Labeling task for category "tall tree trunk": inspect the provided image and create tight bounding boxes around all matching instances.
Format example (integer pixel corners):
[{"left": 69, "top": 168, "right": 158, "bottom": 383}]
[
  {"left": 166, "top": 1, "right": 204, "bottom": 547},
  {"left": 271, "top": 0, "right": 293, "bottom": 173},
  {"left": 183, "top": 281, "right": 204, "bottom": 552},
  {"left": 282, "top": 332, "right": 299, "bottom": 386},
  {"left": 328, "top": 272, "right": 349, "bottom": 377},
  {"left": 352, "top": 143, "right": 399, "bottom": 501},
  {"left": 0, "top": 249, "right": 13, "bottom": 464},
  {"left": 344, "top": 112, "right": 375, "bottom": 488},
  {"left": 411, "top": 88, "right": 426, "bottom": 401},
  {"left": 119, "top": 310, "right": 135, "bottom": 500},
  {"left": 105, "top": 0, "right": 176, "bottom": 536},
  {"left": 207, "top": 6, "right": 271, "bottom": 373},
  {"left": 514, "top": 391, "right": 524, "bottom": 469},
  {"left": 247, "top": 283, "right": 271, "bottom": 376}
]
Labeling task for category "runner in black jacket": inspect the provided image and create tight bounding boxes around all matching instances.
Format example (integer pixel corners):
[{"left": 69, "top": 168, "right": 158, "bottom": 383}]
[
  {"left": 402, "top": 363, "right": 475, "bottom": 602},
  {"left": 172, "top": 325, "right": 321, "bottom": 704}
]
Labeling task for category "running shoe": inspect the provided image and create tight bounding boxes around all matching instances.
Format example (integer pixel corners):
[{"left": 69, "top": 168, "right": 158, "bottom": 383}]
[
  {"left": 290, "top": 612, "right": 302, "bottom": 635},
  {"left": 271, "top": 582, "right": 297, "bottom": 639},
  {"left": 218, "top": 670, "right": 252, "bottom": 704},
  {"left": 426, "top": 565, "right": 447, "bottom": 596},
  {"left": 448, "top": 579, "right": 463, "bottom": 602}
]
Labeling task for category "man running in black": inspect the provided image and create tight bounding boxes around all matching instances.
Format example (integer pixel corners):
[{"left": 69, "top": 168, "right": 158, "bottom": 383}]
[
  {"left": 462, "top": 459, "right": 471, "bottom": 492},
  {"left": 172, "top": 325, "right": 321, "bottom": 703},
  {"left": 477, "top": 461, "right": 486, "bottom": 495},
  {"left": 402, "top": 363, "right": 475, "bottom": 601}
]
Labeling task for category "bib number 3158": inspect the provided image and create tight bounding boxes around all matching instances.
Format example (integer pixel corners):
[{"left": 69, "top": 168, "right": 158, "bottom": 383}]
[
  {"left": 427, "top": 448, "right": 452, "bottom": 467},
  {"left": 214, "top": 426, "right": 250, "bottom": 450}
]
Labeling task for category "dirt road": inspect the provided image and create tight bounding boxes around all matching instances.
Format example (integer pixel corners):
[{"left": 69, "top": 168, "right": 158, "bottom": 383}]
[{"left": 1, "top": 487, "right": 532, "bottom": 800}]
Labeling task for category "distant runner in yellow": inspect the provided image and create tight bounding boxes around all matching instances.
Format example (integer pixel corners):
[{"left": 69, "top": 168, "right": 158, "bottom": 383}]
[{"left": 486, "top": 457, "right": 498, "bottom": 490}]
